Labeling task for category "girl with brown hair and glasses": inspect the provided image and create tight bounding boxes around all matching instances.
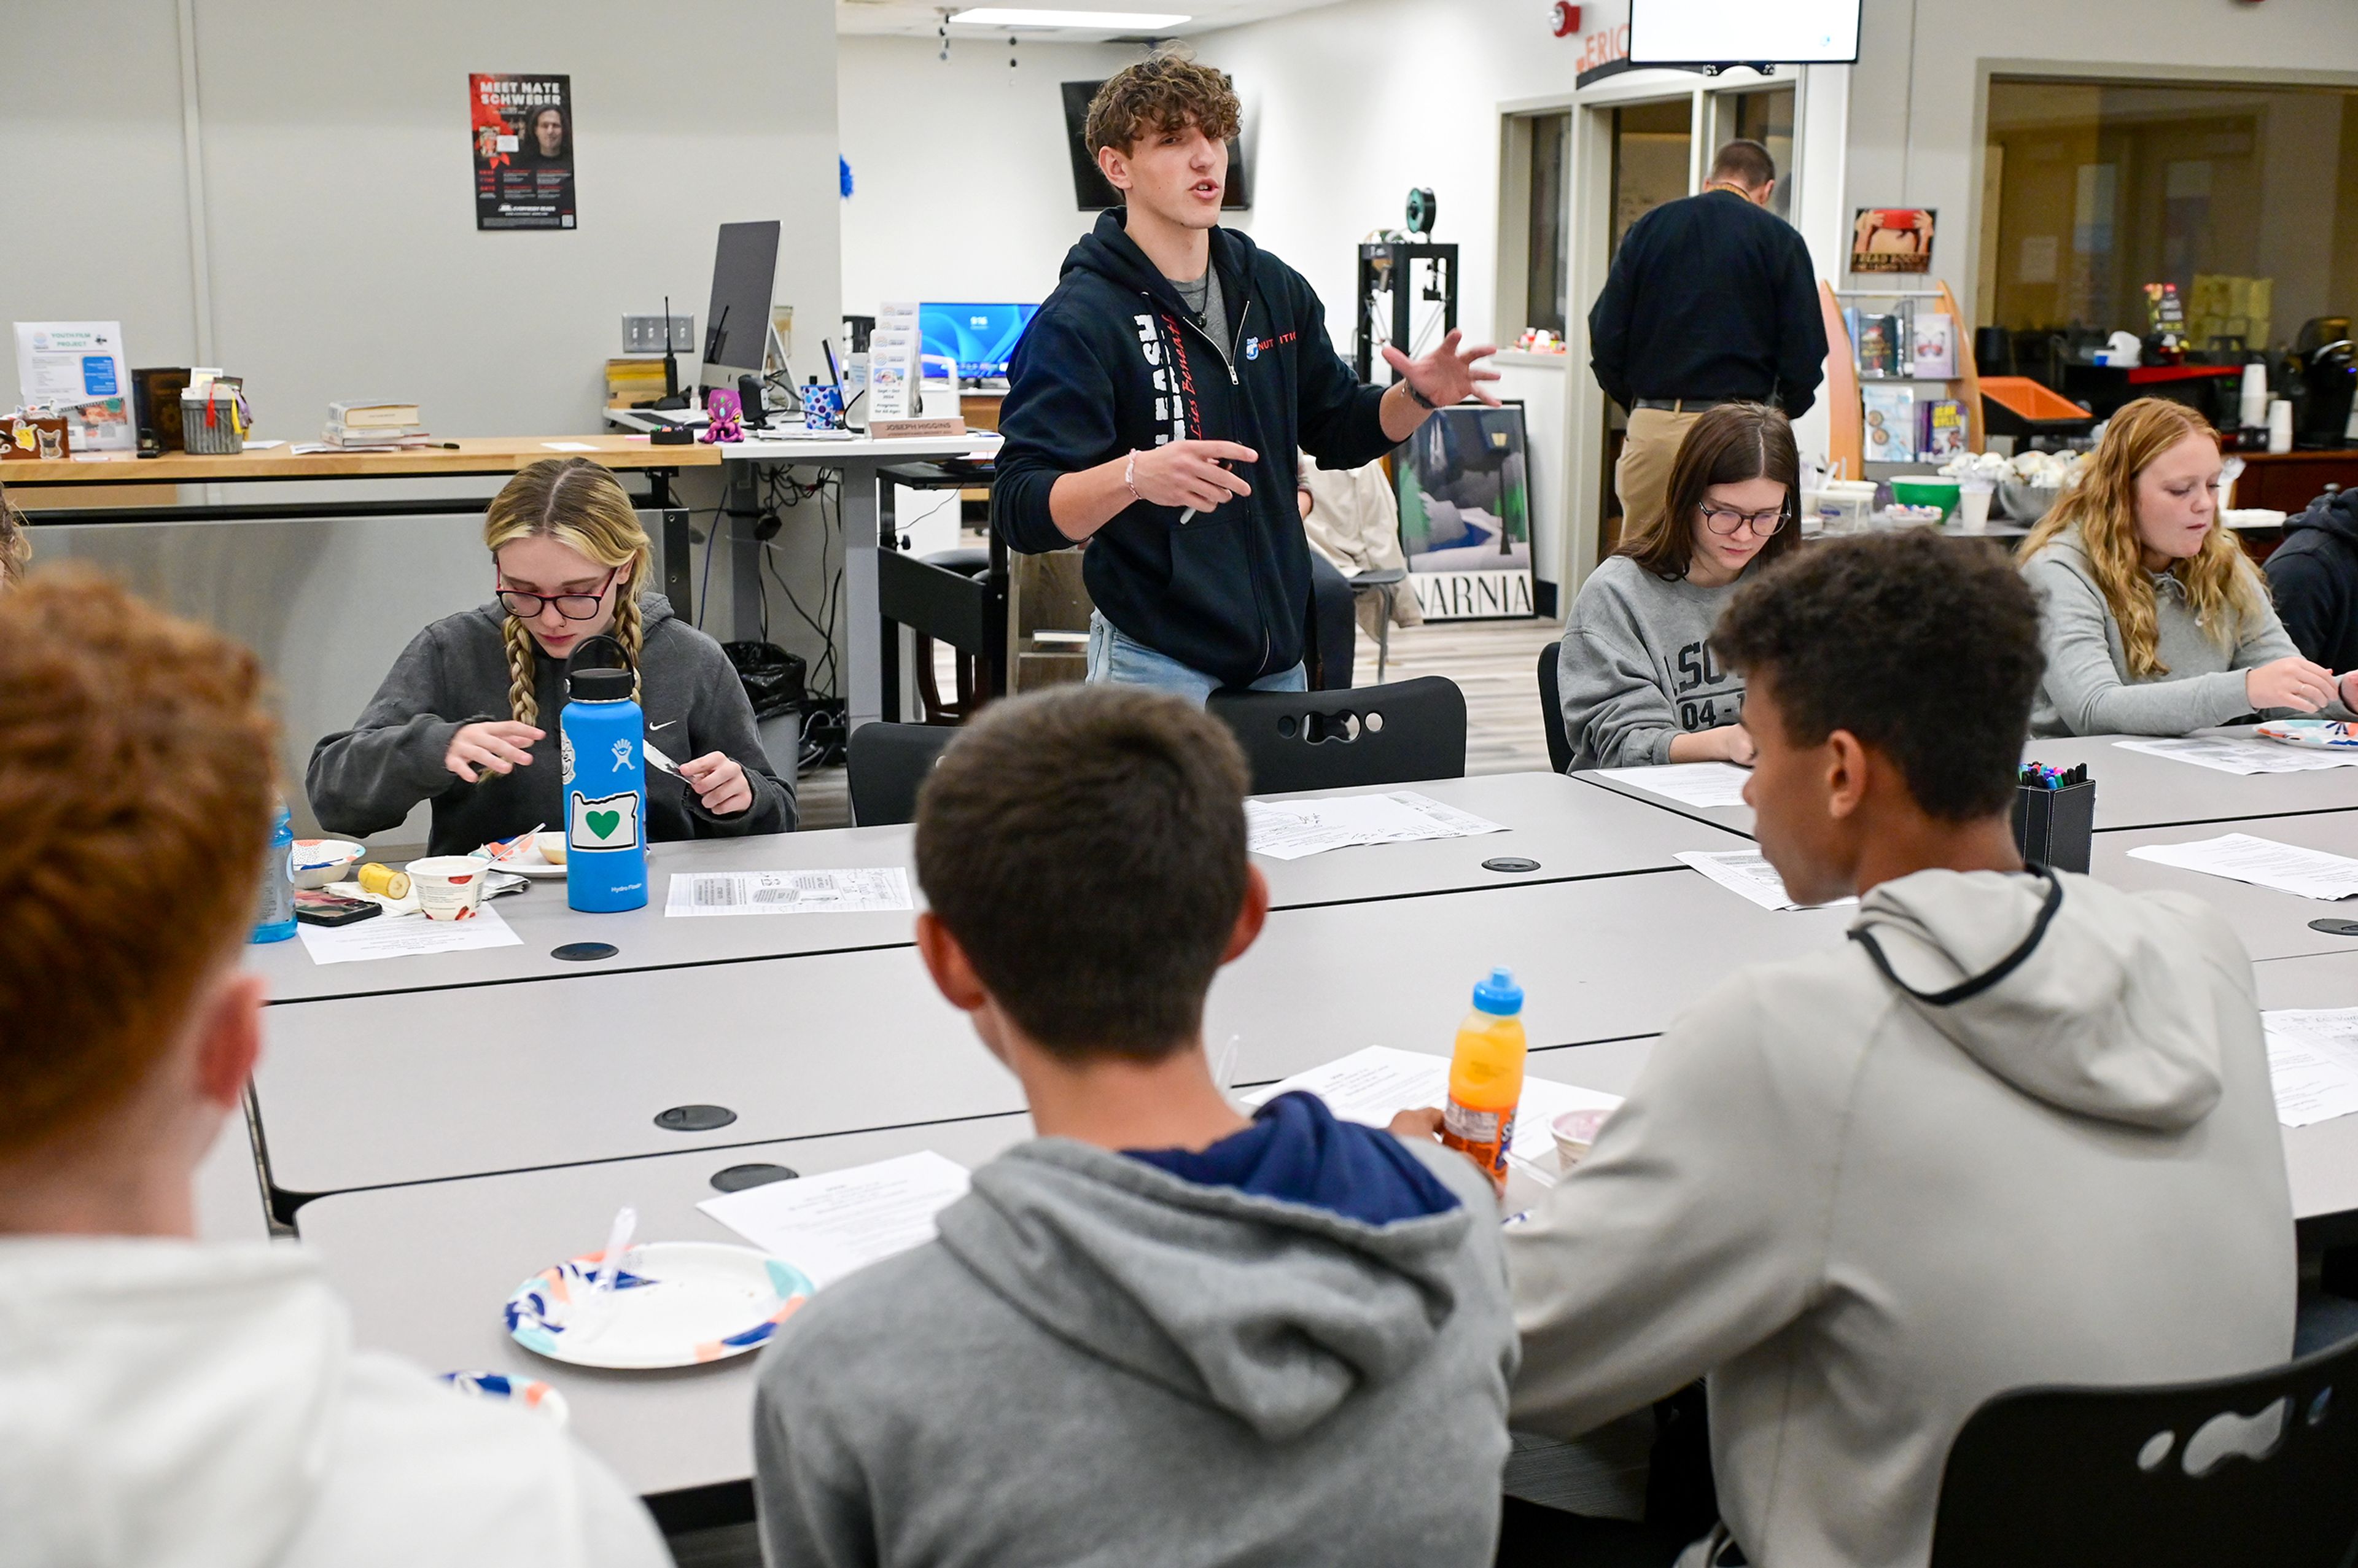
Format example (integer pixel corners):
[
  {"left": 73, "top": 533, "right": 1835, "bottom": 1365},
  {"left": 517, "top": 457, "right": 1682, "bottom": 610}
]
[
  {"left": 2021, "top": 397, "right": 2351, "bottom": 736},
  {"left": 1555, "top": 401, "right": 1800, "bottom": 770},
  {"left": 308, "top": 457, "right": 793, "bottom": 855}
]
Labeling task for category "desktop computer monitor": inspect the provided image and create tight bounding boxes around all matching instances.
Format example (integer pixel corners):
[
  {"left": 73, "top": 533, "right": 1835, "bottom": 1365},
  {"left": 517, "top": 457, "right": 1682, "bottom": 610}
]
[
  {"left": 919, "top": 303, "right": 1038, "bottom": 382},
  {"left": 700, "top": 220, "right": 781, "bottom": 389}
]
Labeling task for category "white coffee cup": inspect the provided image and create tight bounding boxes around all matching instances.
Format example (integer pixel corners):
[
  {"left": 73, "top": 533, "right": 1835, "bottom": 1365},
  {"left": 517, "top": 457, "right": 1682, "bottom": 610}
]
[{"left": 408, "top": 856, "right": 491, "bottom": 921}]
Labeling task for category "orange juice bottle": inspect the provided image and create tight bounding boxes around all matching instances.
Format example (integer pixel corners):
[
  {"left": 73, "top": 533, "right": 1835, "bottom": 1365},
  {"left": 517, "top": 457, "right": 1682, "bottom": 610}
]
[{"left": 1441, "top": 966, "right": 1527, "bottom": 1183}]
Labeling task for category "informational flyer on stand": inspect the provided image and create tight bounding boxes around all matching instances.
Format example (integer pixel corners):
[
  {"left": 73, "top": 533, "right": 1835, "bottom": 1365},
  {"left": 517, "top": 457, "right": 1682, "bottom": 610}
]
[{"left": 469, "top": 72, "right": 575, "bottom": 230}]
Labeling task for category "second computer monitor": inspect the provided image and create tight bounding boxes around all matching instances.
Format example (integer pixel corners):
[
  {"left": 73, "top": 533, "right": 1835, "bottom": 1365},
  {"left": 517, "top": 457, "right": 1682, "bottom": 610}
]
[
  {"left": 919, "top": 303, "right": 1038, "bottom": 382},
  {"left": 701, "top": 220, "right": 781, "bottom": 389}
]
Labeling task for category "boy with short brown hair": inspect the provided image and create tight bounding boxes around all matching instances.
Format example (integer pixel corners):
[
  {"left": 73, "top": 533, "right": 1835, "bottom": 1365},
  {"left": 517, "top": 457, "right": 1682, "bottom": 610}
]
[
  {"left": 0, "top": 570, "right": 667, "bottom": 1568},
  {"left": 754, "top": 685, "right": 1519, "bottom": 1568}
]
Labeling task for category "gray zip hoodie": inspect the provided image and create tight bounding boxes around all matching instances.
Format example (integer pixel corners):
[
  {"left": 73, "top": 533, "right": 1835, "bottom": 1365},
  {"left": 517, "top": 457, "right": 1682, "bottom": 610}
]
[
  {"left": 1557, "top": 555, "right": 1748, "bottom": 770},
  {"left": 1508, "top": 868, "right": 2295, "bottom": 1568},
  {"left": 753, "top": 1136, "right": 1518, "bottom": 1568},
  {"left": 2023, "top": 522, "right": 2330, "bottom": 736},
  {"left": 307, "top": 593, "right": 794, "bottom": 855}
]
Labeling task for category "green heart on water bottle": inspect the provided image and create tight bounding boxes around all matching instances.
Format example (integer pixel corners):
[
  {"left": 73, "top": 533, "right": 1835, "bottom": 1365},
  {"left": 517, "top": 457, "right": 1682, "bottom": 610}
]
[{"left": 586, "top": 809, "right": 621, "bottom": 840}]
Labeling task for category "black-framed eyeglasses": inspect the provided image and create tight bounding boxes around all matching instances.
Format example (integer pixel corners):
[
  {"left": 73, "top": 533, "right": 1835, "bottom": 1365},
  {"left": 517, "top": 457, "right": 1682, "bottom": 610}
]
[
  {"left": 497, "top": 569, "right": 618, "bottom": 620},
  {"left": 1699, "top": 506, "right": 1786, "bottom": 538}
]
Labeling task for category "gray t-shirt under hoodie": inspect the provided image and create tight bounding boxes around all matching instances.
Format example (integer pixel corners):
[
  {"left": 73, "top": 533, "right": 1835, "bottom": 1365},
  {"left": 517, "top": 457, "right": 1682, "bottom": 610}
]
[
  {"left": 1557, "top": 553, "right": 1746, "bottom": 770},
  {"left": 1174, "top": 267, "right": 1231, "bottom": 363}
]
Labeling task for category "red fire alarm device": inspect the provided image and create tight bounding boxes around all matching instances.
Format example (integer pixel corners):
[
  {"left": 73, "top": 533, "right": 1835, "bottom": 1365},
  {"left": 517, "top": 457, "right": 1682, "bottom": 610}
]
[{"left": 1551, "top": 2, "right": 1581, "bottom": 37}]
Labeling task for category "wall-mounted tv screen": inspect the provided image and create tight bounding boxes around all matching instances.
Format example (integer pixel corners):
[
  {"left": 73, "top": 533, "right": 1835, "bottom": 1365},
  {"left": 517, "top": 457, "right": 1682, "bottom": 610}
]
[
  {"left": 1628, "top": 0, "right": 1861, "bottom": 66},
  {"left": 919, "top": 303, "right": 1039, "bottom": 381},
  {"left": 1060, "top": 80, "right": 1251, "bottom": 211}
]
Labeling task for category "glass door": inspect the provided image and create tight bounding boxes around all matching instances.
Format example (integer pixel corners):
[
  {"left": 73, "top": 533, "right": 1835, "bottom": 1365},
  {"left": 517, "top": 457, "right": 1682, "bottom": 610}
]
[
  {"left": 1598, "top": 98, "right": 1696, "bottom": 554},
  {"left": 1710, "top": 85, "right": 1797, "bottom": 220}
]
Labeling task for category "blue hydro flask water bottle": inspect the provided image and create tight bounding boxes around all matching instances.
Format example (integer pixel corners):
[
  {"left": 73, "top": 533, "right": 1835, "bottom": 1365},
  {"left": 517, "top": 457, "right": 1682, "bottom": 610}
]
[{"left": 561, "top": 634, "right": 649, "bottom": 913}]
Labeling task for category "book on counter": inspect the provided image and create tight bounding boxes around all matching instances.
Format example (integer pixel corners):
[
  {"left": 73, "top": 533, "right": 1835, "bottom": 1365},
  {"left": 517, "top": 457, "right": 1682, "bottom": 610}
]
[
  {"left": 322, "top": 422, "right": 432, "bottom": 447},
  {"left": 327, "top": 401, "right": 421, "bottom": 429},
  {"left": 1846, "top": 309, "right": 1901, "bottom": 378},
  {"left": 1910, "top": 314, "right": 1958, "bottom": 379},
  {"left": 1861, "top": 385, "right": 1918, "bottom": 463},
  {"left": 1918, "top": 397, "right": 1967, "bottom": 460}
]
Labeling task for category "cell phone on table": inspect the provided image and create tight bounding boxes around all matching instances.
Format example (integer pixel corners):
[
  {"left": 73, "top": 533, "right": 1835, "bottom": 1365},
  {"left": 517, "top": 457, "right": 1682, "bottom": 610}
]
[{"left": 293, "top": 888, "right": 383, "bottom": 926}]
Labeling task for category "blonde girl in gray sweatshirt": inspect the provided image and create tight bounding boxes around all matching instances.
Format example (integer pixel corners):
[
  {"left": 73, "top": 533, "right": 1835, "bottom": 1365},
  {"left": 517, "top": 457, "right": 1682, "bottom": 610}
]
[
  {"left": 1557, "top": 402, "right": 1801, "bottom": 770},
  {"left": 2021, "top": 397, "right": 2354, "bottom": 735}
]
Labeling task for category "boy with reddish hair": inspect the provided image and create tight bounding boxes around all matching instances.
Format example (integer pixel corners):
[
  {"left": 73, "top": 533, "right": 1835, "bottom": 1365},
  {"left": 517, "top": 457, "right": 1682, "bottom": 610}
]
[{"left": 0, "top": 571, "right": 668, "bottom": 1568}]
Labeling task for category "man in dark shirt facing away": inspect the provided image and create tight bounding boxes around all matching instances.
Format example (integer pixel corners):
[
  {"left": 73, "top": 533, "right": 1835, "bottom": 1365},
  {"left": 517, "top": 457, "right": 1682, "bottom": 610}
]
[{"left": 1589, "top": 139, "right": 1827, "bottom": 543}]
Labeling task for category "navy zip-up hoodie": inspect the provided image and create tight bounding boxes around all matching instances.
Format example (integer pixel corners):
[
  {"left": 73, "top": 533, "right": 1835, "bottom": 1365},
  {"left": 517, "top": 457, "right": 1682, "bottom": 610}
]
[{"left": 993, "top": 211, "right": 1395, "bottom": 686}]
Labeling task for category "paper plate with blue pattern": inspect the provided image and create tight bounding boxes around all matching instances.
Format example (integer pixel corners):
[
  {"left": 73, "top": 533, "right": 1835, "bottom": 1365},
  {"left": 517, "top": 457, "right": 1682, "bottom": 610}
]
[
  {"left": 503, "top": 1241, "right": 813, "bottom": 1370},
  {"left": 2257, "top": 719, "right": 2358, "bottom": 750}
]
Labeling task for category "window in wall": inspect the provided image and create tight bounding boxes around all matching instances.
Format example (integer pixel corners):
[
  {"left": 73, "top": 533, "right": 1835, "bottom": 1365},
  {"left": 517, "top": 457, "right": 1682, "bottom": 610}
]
[
  {"left": 1981, "top": 77, "right": 2358, "bottom": 352},
  {"left": 1714, "top": 87, "right": 1795, "bottom": 221},
  {"left": 1611, "top": 99, "right": 1695, "bottom": 258},
  {"left": 1524, "top": 112, "right": 1573, "bottom": 338}
]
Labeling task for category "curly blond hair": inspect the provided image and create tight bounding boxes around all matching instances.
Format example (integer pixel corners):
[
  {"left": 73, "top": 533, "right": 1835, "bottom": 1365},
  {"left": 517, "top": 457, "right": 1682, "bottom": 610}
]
[
  {"left": 0, "top": 483, "right": 29, "bottom": 591},
  {"left": 1084, "top": 44, "right": 1240, "bottom": 157},
  {"left": 483, "top": 459, "right": 651, "bottom": 725},
  {"left": 2022, "top": 398, "right": 2264, "bottom": 678}
]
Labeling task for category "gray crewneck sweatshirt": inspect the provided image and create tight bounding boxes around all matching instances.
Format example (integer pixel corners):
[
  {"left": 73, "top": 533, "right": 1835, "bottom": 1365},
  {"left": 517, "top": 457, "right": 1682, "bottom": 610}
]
[
  {"left": 753, "top": 1136, "right": 1517, "bottom": 1568},
  {"left": 2023, "top": 523, "right": 2330, "bottom": 737},
  {"left": 306, "top": 593, "right": 795, "bottom": 855},
  {"left": 1557, "top": 554, "right": 1747, "bottom": 770}
]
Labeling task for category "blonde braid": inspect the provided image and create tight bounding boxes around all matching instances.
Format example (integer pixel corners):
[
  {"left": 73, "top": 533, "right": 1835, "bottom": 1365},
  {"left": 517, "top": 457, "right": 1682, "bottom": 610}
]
[
  {"left": 612, "top": 586, "right": 645, "bottom": 706},
  {"left": 502, "top": 615, "right": 540, "bottom": 726}
]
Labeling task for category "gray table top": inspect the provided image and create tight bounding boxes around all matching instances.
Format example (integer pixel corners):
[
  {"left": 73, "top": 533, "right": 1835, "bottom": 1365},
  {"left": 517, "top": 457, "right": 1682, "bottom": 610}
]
[
  {"left": 195, "top": 1117, "right": 273, "bottom": 1243},
  {"left": 246, "top": 774, "right": 1749, "bottom": 1007},
  {"left": 254, "top": 867, "right": 1850, "bottom": 1195},
  {"left": 1577, "top": 727, "right": 2358, "bottom": 842},
  {"left": 2250, "top": 951, "right": 2358, "bottom": 1234},
  {"left": 287, "top": 1038, "right": 1645, "bottom": 1500},
  {"left": 2090, "top": 810, "right": 2358, "bottom": 963}
]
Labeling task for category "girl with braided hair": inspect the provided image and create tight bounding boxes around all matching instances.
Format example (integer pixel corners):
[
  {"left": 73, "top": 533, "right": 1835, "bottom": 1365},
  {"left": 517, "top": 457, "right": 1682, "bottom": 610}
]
[{"left": 308, "top": 457, "right": 793, "bottom": 854}]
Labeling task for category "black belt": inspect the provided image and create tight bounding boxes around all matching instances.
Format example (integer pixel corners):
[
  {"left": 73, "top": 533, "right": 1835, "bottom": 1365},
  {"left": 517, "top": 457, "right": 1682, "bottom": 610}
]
[{"left": 1634, "top": 397, "right": 1754, "bottom": 412}]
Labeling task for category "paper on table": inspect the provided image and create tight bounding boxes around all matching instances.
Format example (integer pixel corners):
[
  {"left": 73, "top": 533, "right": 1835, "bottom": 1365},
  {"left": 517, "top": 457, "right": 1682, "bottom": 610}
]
[
  {"left": 1244, "top": 790, "right": 1506, "bottom": 861},
  {"left": 664, "top": 868, "right": 912, "bottom": 917},
  {"left": 1674, "top": 850, "right": 1856, "bottom": 912},
  {"left": 295, "top": 903, "right": 522, "bottom": 964},
  {"left": 2114, "top": 737, "right": 2358, "bottom": 775},
  {"left": 241, "top": 439, "right": 285, "bottom": 449},
  {"left": 2260, "top": 1010, "right": 2358, "bottom": 1127},
  {"left": 1242, "top": 1046, "right": 1623, "bottom": 1177},
  {"left": 698, "top": 1150, "right": 971, "bottom": 1288},
  {"left": 1593, "top": 762, "right": 1753, "bottom": 809},
  {"left": 2125, "top": 833, "right": 2358, "bottom": 902},
  {"left": 542, "top": 441, "right": 596, "bottom": 451}
]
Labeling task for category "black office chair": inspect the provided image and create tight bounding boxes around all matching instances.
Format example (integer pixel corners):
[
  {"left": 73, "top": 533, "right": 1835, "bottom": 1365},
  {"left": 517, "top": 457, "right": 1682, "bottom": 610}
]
[
  {"left": 845, "top": 721, "right": 957, "bottom": 828},
  {"left": 1536, "top": 643, "right": 1573, "bottom": 775},
  {"left": 1207, "top": 676, "right": 1466, "bottom": 796},
  {"left": 1927, "top": 1332, "right": 2358, "bottom": 1567}
]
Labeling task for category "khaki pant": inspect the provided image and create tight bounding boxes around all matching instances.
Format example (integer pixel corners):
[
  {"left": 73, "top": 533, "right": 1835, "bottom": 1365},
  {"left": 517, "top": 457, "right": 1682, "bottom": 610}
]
[{"left": 1614, "top": 406, "right": 1705, "bottom": 545}]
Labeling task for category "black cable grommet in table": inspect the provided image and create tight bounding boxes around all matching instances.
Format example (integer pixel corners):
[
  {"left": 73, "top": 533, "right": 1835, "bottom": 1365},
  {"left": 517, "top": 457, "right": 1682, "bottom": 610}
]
[
  {"left": 710, "top": 1163, "right": 799, "bottom": 1192},
  {"left": 655, "top": 1104, "right": 738, "bottom": 1132},
  {"left": 552, "top": 941, "right": 620, "bottom": 962},
  {"left": 1483, "top": 856, "right": 1542, "bottom": 874}
]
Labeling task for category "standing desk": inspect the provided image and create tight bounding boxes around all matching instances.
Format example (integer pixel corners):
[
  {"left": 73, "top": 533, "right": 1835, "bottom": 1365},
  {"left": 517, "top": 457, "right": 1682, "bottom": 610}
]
[
  {"left": 286, "top": 1034, "right": 1645, "bottom": 1515},
  {"left": 603, "top": 412, "right": 1000, "bottom": 730},
  {"left": 1578, "top": 728, "right": 2358, "bottom": 840},
  {"left": 244, "top": 773, "right": 1759, "bottom": 1005},
  {"left": 252, "top": 867, "right": 1851, "bottom": 1197}
]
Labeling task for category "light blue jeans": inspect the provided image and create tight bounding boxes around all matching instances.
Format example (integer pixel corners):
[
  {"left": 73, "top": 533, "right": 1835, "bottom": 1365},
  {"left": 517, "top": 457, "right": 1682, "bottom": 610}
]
[{"left": 1084, "top": 612, "right": 1307, "bottom": 707}]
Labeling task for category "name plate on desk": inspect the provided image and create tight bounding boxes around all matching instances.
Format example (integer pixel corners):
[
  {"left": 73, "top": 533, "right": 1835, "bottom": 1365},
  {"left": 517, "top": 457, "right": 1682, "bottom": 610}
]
[{"left": 868, "top": 417, "right": 969, "bottom": 440}]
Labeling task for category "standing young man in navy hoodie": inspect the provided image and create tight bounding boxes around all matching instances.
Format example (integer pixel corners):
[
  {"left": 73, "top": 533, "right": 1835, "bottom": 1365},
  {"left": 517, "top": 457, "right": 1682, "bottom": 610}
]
[{"left": 993, "top": 47, "right": 1498, "bottom": 702}]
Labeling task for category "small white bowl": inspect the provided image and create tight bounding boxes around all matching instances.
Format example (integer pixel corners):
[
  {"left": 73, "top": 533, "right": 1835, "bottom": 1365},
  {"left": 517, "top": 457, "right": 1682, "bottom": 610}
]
[
  {"left": 1551, "top": 1108, "right": 1614, "bottom": 1175},
  {"left": 288, "top": 838, "right": 364, "bottom": 889}
]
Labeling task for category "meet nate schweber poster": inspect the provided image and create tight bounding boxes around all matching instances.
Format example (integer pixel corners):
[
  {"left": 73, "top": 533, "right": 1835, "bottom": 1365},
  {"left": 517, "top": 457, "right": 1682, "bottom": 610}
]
[{"left": 470, "top": 73, "right": 575, "bottom": 231}]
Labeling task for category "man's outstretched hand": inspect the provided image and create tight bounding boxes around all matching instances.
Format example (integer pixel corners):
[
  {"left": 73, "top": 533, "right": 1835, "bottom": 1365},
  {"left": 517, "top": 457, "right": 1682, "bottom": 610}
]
[{"left": 1382, "top": 329, "right": 1504, "bottom": 412}]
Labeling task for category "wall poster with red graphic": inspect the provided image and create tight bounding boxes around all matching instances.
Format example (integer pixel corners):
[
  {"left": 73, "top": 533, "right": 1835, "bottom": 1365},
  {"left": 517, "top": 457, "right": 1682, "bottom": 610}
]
[{"left": 470, "top": 73, "right": 575, "bottom": 231}]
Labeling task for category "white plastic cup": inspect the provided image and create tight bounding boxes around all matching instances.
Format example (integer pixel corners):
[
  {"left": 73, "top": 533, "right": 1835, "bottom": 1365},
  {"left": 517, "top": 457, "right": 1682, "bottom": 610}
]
[
  {"left": 2240, "top": 363, "right": 2270, "bottom": 430},
  {"left": 2268, "top": 398, "right": 2295, "bottom": 455},
  {"left": 408, "top": 856, "right": 490, "bottom": 921},
  {"left": 1958, "top": 483, "right": 1995, "bottom": 534},
  {"left": 1552, "top": 1108, "right": 1613, "bottom": 1175}
]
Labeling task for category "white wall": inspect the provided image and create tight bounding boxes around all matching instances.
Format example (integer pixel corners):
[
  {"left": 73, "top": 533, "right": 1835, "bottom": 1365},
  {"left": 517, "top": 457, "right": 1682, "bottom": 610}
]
[
  {"left": 3, "top": 0, "right": 841, "bottom": 440},
  {"left": 838, "top": 34, "right": 1147, "bottom": 317},
  {"left": 1843, "top": 0, "right": 2358, "bottom": 326}
]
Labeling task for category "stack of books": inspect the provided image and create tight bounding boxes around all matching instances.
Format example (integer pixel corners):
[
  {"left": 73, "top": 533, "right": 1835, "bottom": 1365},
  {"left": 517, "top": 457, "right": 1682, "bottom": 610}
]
[{"left": 324, "top": 400, "right": 431, "bottom": 447}]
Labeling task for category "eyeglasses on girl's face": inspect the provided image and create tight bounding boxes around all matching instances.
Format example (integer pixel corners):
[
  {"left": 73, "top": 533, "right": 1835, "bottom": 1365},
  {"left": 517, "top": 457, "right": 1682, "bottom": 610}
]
[
  {"left": 497, "top": 568, "right": 618, "bottom": 620},
  {"left": 1698, "top": 506, "right": 1786, "bottom": 537}
]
